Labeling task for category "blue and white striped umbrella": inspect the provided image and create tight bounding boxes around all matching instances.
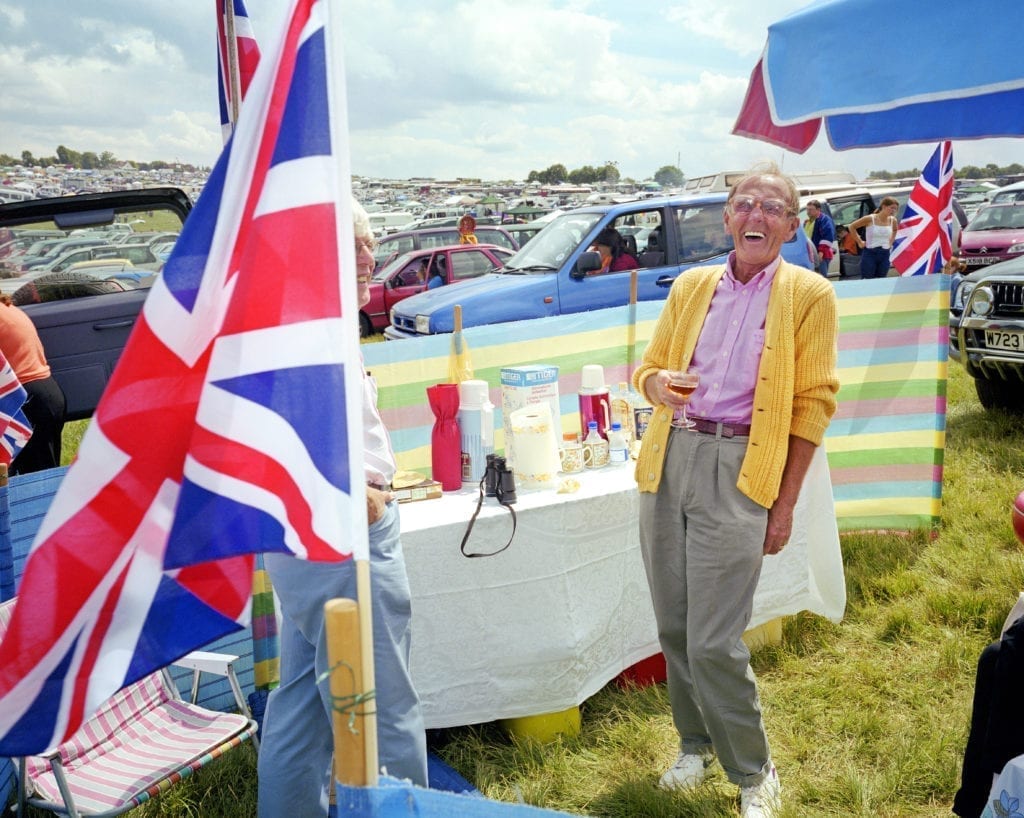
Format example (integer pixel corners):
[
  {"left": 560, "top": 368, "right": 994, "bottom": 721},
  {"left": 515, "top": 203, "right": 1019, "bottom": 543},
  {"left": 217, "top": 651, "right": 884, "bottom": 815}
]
[{"left": 733, "top": 0, "right": 1024, "bottom": 153}]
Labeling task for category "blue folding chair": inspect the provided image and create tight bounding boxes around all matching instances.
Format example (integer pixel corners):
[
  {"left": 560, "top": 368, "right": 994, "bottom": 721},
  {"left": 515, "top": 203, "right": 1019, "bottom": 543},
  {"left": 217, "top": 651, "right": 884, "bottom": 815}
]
[{"left": 0, "top": 464, "right": 70, "bottom": 811}]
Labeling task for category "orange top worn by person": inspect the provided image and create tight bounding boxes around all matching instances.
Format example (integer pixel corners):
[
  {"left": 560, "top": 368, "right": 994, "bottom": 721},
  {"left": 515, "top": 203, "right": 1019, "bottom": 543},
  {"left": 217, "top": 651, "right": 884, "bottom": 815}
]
[
  {"left": 458, "top": 214, "right": 478, "bottom": 244},
  {"left": 837, "top": 224, "right": 859, "bottom": 255},
  {"left": 0, "top": 295, "right": 66, "bottom": 473}
]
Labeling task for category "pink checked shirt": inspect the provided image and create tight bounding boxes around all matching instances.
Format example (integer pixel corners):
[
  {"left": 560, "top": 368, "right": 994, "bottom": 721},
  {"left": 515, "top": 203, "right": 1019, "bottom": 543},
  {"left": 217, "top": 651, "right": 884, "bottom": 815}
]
[{"left": 686, "top": 253, "right": 779, "bottom": 424}]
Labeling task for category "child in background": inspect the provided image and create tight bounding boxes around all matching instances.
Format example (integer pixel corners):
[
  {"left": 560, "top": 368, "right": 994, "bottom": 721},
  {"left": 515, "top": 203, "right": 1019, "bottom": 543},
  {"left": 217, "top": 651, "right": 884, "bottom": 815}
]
[{"left": 837, "top": 224, "right": 859, "bottom": 255}]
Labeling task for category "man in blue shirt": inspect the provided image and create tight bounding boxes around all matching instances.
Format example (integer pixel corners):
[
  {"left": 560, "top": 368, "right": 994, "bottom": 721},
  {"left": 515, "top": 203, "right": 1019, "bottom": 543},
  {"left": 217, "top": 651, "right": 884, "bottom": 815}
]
[{"left": 806, "top": 200, "right": 836, "bottom": 278}]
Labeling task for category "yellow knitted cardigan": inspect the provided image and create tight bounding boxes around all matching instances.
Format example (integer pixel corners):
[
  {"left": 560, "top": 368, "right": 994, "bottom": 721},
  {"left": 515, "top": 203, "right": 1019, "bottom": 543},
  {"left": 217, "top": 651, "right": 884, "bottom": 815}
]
[{"left": 632, "top": 260, "right": 839, "bottom": 509}]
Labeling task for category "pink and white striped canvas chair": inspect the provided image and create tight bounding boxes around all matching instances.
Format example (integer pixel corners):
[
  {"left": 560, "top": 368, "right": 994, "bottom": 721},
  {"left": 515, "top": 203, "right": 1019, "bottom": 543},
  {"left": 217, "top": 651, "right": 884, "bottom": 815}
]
[{"left": 0, "top": 599, "right": 258, "bottom": 817}]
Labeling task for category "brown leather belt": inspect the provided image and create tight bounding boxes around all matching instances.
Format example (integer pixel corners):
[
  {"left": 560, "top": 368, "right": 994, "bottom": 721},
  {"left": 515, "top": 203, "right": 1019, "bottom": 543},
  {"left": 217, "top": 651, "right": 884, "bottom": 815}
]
[{"left": 689, "top": 418, "right": 751, "bottom": 438}]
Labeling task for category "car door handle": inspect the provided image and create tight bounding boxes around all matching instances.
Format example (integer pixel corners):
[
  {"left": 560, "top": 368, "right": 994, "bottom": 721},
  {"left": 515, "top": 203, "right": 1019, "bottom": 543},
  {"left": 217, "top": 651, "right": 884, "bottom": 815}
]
[
  {"left": 93, "top": 319, "right": 135, "bottom": 330},
  {"left": 656, "top": 275, "right": 677, "bottom": 288}
]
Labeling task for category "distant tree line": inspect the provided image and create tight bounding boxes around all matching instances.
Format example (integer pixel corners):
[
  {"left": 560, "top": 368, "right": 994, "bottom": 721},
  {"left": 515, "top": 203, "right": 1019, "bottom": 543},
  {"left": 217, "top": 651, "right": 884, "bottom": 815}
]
[
  {"left": 526, "top": 162, "right": 689, "bottom": 187},
  {"left": 527, "top": 162, "right": 622, "bottom": 185},
  {"left": 868, "top": 162, "right": 1024, "bottom": 181},
  {"left": 0, "top": 145, "right": 204, "bottom": 173},
  {"left": 528, "top": 161, "right": 1024, "bottom": 188}
]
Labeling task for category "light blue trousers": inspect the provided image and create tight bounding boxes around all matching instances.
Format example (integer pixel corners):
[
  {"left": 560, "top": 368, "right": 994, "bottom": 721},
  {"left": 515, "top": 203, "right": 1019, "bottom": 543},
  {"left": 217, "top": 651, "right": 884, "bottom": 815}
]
[
  {"left": 638, "top": 427, "right": 773, "bottom": 787},
  {"left": 257, "top": 502, "right": 428, "bottom": 817}
]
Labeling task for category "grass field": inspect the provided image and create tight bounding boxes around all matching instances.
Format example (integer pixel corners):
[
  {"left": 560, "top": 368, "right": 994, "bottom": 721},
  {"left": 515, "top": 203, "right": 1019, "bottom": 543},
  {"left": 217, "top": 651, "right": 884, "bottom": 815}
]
[{"left": 33, "top": 361, "right": 1024, "bottom": 817}]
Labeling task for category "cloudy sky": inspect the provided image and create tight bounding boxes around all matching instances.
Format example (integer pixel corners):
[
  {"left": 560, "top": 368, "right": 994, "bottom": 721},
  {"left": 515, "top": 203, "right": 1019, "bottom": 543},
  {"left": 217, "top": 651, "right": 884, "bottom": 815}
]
[{"left": 2, "top": 0, "right": 1021, "bottom": 183}]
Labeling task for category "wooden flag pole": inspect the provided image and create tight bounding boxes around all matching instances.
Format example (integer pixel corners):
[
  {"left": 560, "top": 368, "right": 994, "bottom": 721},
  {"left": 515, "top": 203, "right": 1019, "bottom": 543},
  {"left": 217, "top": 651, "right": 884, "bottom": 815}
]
[
  {"left": 626, "top": 268, "right": 639, "bottom": 381},
  {"left": 319, "top": 0, "right": 380, "bottom": 789},
  {"left": 326, "top": 597, "right": 372, "bottom": 787},
  {"left": 354, "top": 562, "right": 378, "bottom": 785},
  {"left": 223, "top": 0, "right": 242, "bottom": 133}
]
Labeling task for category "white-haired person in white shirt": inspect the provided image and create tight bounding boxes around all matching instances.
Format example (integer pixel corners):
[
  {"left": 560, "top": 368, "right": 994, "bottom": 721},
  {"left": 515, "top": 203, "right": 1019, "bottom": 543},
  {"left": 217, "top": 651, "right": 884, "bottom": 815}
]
[{"left": 257, "top": 199, "right": 428, "bottom": 816}]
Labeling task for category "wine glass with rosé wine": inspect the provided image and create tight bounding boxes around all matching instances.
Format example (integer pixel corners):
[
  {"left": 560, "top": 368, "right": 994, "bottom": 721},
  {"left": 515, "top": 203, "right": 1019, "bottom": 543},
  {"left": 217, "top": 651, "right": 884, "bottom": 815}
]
[{"left": 667, "top": 369, "right": 700, "bottom": 429}]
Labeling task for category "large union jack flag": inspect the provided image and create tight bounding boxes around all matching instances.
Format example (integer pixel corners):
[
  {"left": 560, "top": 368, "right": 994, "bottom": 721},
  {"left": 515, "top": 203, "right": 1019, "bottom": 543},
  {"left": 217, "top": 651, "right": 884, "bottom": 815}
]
[
  {"left": 0, "top": 354, "right": 31, "bottom": 467},
  {"left": 217, "top": 0, "right": 261, "bottom": 143},
  {"left": 0, "top": 0, "right": 366, "bottom": 755},
  {"left": 891, "top": 141, "right": 955, "bottom": 276}
]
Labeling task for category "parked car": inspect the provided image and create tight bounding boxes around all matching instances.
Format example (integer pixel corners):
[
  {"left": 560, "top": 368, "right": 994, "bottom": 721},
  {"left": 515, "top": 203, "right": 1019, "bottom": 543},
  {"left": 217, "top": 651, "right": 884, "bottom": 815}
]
[
  {"left": 0, "top": 188, "right": 190, "bottom": 420},
  {"left": 383, "top": 192, "right": 817, "bottom": 339},
  {"left": 988, "top": 180, "right": 1024, "bottom": 205},
  {"left": 361, "top": 243, "right": 513, "bottom": 336},
  {"left": 65, "top": 259, "right": 150, "bottom": 285},
  {"left": 949, "top": 253, "right": 1024, "bottom": 413},
  {"left": 957, "top": 202, "right": 1024, "bottom": 272},
  {"left": 373, "top": 224, "right": 519, "bottom": 269},
  {"left": 18, "top": 237, "right": 114, "bottom": 272}
]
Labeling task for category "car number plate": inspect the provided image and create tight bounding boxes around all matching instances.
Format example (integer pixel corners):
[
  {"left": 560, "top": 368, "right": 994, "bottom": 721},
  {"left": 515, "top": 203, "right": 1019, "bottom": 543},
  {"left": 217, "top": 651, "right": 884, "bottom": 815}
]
[
  {"left": 972, "top": 256, "right": 1000, "bottom": 265},
  {"left": 986, "top": 329, "right": 1024, "bottom": 352}
]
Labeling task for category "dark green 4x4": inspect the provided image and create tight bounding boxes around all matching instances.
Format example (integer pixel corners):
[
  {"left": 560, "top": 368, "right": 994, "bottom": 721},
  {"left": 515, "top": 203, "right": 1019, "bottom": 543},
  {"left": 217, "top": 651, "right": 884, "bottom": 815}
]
[{"left": 950, "top": 254, "right": 1024, "bottom": 414}]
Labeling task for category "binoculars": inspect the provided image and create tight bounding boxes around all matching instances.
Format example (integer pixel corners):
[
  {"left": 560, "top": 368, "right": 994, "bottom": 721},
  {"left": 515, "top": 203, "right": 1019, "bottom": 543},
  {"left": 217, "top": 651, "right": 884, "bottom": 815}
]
[{"left": 483, "top": 454, "right": 517, "bottom": 505}]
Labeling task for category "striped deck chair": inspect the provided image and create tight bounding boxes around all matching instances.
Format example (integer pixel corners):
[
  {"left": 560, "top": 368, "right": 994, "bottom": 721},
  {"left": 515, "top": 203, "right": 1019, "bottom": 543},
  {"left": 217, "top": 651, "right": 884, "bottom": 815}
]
[{"left": 0, "top": 599, "right": 258, "bottom": 817}]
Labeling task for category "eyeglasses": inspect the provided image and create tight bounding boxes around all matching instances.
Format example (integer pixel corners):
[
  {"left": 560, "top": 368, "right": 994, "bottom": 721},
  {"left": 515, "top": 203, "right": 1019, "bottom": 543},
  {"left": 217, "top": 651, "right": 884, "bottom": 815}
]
[
  {"left": 729, "top": 196, "right": 792, "bottom": 219},
  {"left": 355, "top": 237, "right": 378, "bottom": 255}
]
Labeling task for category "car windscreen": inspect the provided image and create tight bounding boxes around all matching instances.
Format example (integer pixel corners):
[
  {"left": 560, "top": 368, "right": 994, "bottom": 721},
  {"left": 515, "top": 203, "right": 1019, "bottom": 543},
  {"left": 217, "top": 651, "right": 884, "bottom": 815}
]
[
  {"left": 0, "top": 201, "right": 184, "bottom": 303},
  {"left": 372, "top": 250, "right": 420, "bottom": 281},
  {"left": 991, "top": 189, "right": 1024, "bottom": 204},
  {"left": 965, "top": 205, "right": 1024, "bottom": 231},
  {"left": 502, "top": 212, "right": 603, "bottom": 273}
]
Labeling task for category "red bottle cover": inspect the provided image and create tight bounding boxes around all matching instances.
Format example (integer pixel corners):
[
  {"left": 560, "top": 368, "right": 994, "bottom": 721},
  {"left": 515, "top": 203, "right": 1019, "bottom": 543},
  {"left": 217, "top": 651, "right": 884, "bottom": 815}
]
[{"left": 426, "top": 383, "right": 461, "bottom": 490}]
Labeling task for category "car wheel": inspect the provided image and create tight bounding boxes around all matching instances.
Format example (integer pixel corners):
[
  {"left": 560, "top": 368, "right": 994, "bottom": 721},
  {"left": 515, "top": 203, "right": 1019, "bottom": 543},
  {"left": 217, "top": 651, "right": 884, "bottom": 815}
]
[
  {"left": 359, "top": 311, "right": 373, "bottom": 338},
  {"left": 974, "top": 376, "right": 1024, "bottom": 414},
  {"left": 12, "top": 271, "right": 126, "bottom": 305}
]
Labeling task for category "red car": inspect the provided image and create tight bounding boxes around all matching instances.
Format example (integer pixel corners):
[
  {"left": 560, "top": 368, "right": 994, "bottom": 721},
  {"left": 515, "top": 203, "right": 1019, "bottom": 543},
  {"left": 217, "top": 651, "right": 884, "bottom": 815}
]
[
  {"left": 958, "top": 202, "right": 1024, "bottom": 272},
  {"left": 360, "top": 243, "right": 513, "bottom": 336}
]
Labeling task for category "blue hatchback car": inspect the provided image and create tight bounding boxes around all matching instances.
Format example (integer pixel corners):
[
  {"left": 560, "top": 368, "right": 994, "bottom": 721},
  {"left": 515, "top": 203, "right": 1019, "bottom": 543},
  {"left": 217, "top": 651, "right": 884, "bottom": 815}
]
[{"left": 383, "top": 192, "right": 817, "bottom": 338}]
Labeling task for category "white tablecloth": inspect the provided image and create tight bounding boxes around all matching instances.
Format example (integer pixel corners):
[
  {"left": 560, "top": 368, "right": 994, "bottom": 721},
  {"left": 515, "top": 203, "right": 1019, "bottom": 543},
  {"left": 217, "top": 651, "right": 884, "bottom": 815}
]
[{"left": 399, "top": 447, "right": 846, "bottom": 730}]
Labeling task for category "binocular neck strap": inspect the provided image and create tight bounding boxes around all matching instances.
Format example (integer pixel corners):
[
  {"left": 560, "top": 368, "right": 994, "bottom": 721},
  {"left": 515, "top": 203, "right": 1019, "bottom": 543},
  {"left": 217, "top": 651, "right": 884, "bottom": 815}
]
[{"left": 460, "top": 477, "right": 517, "bottom": 558}]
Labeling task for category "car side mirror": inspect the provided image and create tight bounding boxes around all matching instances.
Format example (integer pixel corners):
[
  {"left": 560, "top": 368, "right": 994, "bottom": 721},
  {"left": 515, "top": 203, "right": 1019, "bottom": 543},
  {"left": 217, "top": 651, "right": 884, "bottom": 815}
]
[{"left": 571, "top": 250, "right": 603, "bottom": 280}]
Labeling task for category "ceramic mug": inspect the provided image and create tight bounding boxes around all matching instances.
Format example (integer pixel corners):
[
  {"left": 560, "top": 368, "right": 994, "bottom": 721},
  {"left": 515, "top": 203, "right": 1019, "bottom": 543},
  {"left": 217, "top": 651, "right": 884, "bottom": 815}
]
[
  {"left": 559, "top": 441, "right": 585, "bottom": 474},
  {"left": 583, "top": 439, "right": 610, "bottom": 469}
]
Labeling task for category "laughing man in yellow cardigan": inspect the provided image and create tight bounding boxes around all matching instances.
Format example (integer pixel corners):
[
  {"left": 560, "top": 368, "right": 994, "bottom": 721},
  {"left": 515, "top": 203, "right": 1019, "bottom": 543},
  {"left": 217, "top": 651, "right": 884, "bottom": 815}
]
[{"left": 632, "top": 164, "right": 839, "bottom": 818}]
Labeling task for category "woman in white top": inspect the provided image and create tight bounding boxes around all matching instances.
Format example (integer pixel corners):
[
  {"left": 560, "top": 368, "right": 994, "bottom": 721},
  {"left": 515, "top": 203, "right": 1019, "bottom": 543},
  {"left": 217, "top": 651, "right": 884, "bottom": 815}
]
[{"left": 849, "top": 196, "right": 899, "bottom": 279}]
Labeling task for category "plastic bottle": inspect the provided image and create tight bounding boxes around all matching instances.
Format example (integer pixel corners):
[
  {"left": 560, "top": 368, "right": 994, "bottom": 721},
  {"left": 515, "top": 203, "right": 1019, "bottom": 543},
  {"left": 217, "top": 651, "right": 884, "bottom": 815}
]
[
  {"left": 578, "top": 364, "right": 611, "bottom": 440},
  {"left": 608, "top": 422, "right": 628, "bottom": 465},
  {"left": 457, "top": 379, "right": 494, "bottom": 486},
  {"left": 583, "top": 420, "right": 609, "bottom": 469}
]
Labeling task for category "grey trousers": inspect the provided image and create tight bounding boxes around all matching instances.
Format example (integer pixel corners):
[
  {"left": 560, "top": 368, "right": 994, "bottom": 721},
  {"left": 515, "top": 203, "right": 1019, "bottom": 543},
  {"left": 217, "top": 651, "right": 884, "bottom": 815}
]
[{"left": 638, "top": 426, "right": 773, "bottom": 787}]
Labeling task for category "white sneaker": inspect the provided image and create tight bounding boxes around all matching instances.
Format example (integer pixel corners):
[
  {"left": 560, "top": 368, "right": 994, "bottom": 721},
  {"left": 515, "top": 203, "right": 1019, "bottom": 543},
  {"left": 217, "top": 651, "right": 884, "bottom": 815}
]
[
  {"left": 658, "top": 751, "right": 711, "bottom": 790},
  {"left": 740, "top": 764, "right": 781, "bottom": 817}
]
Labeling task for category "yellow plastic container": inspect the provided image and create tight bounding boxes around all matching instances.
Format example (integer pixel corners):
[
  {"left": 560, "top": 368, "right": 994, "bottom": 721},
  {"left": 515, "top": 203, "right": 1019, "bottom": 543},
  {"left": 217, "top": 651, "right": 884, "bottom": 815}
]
[
  {"left": 742, "top": 617, "right": 783, "bottom": 651},
  {"left": 501, "top": 706, "right": 581, "bottom": 743}
]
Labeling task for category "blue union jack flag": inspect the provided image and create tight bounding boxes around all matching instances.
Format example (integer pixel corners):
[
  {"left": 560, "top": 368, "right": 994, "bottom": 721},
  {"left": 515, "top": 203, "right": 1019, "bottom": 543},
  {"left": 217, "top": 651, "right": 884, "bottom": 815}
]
[
  {"left": 0, "top": 355, "right": 31, "bottom": 467},
  {"left": 891, "top": 141, "right": 955, "bottom": 276},
  {"left": 0, "top": 0, "right": 366, "bottom": 755}
]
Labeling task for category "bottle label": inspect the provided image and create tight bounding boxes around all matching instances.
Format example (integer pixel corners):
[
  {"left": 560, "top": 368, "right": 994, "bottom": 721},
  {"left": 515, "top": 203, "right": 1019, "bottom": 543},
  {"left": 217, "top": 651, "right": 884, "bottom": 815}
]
[
  {"left": 634, "top": 406, "right": 653, "bottom": 440},
  {"left": 583, "top": 439, "right": 610, "bottom": 469}
]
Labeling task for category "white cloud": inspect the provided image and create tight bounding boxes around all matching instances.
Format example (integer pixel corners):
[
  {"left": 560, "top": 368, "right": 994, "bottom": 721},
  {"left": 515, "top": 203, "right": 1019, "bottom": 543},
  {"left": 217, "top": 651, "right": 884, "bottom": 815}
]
[
  {"left": 1, "top": 0, "right": 1022, "bottom": 183},
  {"left": 0, "top": 2, "right": 25, "bottom": 29}
]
